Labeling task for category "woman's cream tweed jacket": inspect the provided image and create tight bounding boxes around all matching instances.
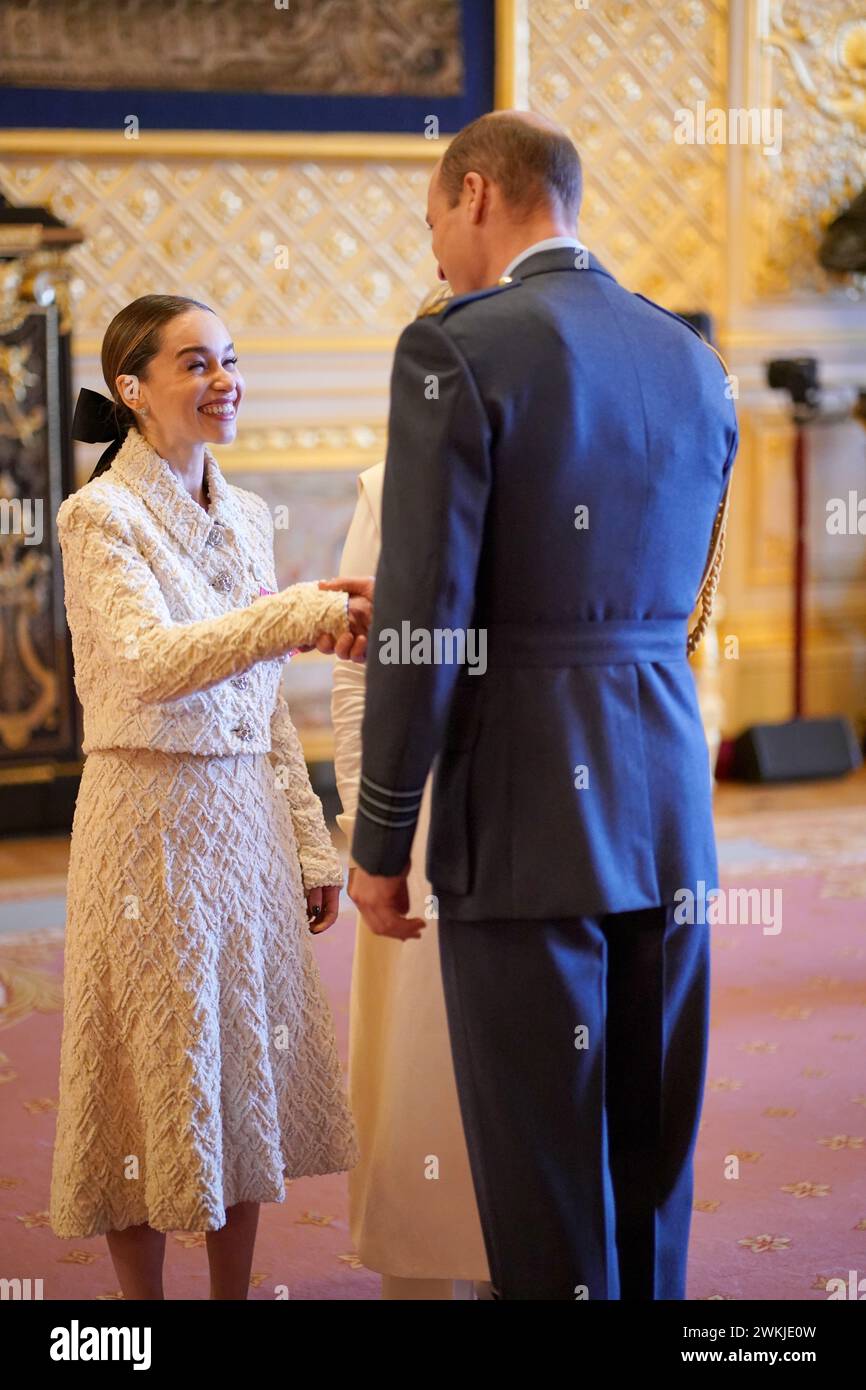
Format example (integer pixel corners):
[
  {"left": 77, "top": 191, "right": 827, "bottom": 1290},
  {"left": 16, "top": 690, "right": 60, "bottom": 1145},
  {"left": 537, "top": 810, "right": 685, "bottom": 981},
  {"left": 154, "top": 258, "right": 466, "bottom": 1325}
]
[{"left": 57, "top": 426, "right": 350, "bottom": 890}]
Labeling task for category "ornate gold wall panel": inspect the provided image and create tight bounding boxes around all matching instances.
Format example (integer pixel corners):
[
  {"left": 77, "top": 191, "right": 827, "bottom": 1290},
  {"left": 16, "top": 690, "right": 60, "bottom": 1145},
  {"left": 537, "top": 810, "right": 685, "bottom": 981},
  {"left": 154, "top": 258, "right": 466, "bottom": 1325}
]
[
  {"left": 720, "top": 1, "right": 866, "bottom": 734},
  {"left": 748, "top": 0, "right": 866, "bottom": 300},
  {"left": 0, "top": 152, "right": 438, "bottom": 348},
  {"left": 216, "top": 422, "right": 388, "bottom": 473},
  {"left": 528, "top": 0, "right": 729, "bottom": 317}
]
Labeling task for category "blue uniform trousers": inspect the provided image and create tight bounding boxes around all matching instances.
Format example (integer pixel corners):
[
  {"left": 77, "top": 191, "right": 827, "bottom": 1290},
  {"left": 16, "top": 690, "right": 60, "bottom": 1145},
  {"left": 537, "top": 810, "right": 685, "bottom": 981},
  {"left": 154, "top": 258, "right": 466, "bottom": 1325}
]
[{"left": 437, "top": 905, "right": 710, "bottom": 1300}]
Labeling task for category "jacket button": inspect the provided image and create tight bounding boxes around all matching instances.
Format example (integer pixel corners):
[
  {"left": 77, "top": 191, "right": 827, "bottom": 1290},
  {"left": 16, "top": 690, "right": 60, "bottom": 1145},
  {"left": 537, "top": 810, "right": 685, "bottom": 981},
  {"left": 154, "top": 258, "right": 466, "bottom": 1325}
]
[
  {"left": 212, "top": 568, "right": 235, "bottom": 593},
  {"left": 205, "top": 524, "right": 224, "bottom": 548},
  {"left": 231, "top": 673, "right": 250, "bottom": 689},
  {"left": 232, "top": 718, "right": 254, "bottom": 740}
]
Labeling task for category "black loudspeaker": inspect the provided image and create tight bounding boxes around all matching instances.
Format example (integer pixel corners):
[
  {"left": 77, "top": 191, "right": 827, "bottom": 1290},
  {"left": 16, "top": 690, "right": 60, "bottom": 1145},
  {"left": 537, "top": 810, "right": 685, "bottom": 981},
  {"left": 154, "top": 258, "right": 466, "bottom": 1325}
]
[{"left": 729, "top": 717, "right": 863, "bottom": 783}]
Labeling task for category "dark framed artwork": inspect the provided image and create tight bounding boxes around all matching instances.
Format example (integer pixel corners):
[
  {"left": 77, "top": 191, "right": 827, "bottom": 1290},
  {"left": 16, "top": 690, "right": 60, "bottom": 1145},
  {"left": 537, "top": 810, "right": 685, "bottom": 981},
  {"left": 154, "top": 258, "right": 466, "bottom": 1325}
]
[{"left": 0, "top": 0, "right": 496, "bottom": 134}]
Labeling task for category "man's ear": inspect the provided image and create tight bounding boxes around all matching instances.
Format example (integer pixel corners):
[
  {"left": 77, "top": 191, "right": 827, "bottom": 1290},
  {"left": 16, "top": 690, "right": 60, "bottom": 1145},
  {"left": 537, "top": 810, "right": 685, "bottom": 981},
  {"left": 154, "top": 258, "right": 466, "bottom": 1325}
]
[
  {"left": 464, "top": 171, "right": 487, "bottom": 224},
  {"left": 116, "top": 373, "right": 141, "bottom": 409}
]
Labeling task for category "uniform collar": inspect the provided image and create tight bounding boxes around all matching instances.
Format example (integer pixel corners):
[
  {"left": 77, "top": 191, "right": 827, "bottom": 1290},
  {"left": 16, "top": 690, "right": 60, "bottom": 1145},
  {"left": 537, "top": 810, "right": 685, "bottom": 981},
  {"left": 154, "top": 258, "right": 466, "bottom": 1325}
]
[
  {"left": 500, "top": 236, "right": 584, "bottom": 278},
  {"left": 503, "top": 246, "right": 617, "bottom": 284},
  {"left": 108, "top": 426, "right": 241, "bottom": 559}
]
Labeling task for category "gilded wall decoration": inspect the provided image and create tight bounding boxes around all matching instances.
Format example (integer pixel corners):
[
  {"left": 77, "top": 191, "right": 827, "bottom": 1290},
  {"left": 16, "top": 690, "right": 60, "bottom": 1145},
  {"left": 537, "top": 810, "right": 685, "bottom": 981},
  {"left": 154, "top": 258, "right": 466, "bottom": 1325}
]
[
  {"left": 216, "top": 422, "right": 387, "bottom": 471},
  {"left": 527, "top": 0, "right": 728, "bottom": 317},
  {"left": 0, "top": 0, "right": 463, "bottom": 96},
  {"left": 0, "top": 155, "right": 437, "bottom": 342},
  {"left": 752, "top": 0, "right": 866, "bottom": 298}
]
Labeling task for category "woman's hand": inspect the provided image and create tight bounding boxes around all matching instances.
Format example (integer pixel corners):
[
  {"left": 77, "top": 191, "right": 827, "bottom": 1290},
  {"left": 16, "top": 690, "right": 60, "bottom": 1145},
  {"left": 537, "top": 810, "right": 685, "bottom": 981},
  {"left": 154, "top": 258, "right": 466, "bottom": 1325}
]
[{"left": 306, "top": 882, "right": 342, "bottom": 935}]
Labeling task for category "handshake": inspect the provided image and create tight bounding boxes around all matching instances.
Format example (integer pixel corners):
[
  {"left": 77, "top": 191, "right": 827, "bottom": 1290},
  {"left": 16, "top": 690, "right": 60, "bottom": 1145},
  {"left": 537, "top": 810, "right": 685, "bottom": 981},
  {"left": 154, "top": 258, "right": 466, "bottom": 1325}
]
[{"left": 300, "top": 575, "right": 374, "bottom": 663}]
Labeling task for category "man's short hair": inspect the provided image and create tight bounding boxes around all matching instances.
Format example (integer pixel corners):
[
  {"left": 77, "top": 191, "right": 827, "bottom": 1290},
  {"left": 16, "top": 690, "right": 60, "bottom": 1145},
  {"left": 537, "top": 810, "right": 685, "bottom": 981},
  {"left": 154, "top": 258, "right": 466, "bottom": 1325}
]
[{"left": 438, "top": 112, "right": 582, "bottom": 222}]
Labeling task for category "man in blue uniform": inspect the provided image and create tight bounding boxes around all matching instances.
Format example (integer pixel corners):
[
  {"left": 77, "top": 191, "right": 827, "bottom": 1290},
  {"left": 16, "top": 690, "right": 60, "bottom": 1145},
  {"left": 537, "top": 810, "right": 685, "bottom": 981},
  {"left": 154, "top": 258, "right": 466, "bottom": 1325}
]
[{"left": 346, "top": 110, "right": 737, "bottom": 1300}]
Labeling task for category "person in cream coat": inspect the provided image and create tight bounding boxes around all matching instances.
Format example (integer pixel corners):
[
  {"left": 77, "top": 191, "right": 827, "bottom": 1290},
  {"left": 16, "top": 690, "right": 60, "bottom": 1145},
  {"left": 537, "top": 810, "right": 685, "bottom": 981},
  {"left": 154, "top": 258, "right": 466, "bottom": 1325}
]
[
  {"left": 331, "top": 457, "right": 491, "bottom": 1301},
  {"left": 49, "top": 293, "right": 370, "bottom": 1301}
]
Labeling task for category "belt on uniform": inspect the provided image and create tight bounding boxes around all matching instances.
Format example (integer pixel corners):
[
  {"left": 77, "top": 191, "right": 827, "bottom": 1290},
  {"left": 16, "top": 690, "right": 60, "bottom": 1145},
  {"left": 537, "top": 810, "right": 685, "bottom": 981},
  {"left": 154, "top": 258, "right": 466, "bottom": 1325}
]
[{"left": 484, "top": 617, "right": 687, "bottom": 667}]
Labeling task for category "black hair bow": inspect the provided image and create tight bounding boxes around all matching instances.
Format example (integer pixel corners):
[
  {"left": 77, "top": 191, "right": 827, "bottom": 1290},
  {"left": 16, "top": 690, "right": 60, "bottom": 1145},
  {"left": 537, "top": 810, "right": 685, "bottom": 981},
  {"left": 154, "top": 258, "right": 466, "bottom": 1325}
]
[{"left": 72, "top": 387, "right": 129, "bottom": 481}]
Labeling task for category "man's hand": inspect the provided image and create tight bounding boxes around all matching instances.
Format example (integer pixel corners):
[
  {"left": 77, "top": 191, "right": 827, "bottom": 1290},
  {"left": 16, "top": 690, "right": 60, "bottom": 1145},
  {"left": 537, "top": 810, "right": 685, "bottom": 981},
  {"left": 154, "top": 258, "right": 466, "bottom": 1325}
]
[
  {"left": 317, "top": 576, "right": 374, "bottom": 662},
  {"left": 348, "top": 862, "right": 426, "bottom": 941}
]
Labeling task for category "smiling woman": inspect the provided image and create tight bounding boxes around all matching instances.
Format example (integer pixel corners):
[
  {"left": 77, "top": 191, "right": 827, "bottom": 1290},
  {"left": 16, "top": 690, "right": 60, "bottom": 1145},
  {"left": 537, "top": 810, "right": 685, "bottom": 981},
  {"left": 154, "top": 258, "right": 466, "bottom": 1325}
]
[
  {"left": 48, "top": 293, "right": 374, "bottom": 1299},
  {"left": 99, "top": 297, "right": 245, "bottom": 497}
]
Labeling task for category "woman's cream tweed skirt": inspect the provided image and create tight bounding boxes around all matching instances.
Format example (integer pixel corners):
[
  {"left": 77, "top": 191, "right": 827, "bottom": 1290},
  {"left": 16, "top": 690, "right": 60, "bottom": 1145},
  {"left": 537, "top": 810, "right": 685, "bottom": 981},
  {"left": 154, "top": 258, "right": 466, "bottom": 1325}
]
[{"left": 49, "top": 746, "right": 359, "bottom": 1238}]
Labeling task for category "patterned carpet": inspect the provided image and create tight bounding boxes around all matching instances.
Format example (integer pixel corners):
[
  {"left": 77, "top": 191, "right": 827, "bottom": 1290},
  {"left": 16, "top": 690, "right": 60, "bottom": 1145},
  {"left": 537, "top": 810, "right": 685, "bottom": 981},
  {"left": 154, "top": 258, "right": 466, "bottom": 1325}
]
[
  {"left": 0, "top": 887, "right": 379, "bottom": 1301},
  {"left": 1, "top": 802, "right": 864, "bottom": 1300},
  {"left": 696, "top": 805, "right": 866, "bottom": 1300}
]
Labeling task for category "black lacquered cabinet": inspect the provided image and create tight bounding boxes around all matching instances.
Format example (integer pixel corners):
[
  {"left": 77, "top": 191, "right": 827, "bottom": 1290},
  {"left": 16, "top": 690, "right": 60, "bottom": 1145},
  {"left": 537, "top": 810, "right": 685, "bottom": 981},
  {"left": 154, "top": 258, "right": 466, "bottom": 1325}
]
[{"left": 0, "top": 201, "right": 84, "bottom": 833}]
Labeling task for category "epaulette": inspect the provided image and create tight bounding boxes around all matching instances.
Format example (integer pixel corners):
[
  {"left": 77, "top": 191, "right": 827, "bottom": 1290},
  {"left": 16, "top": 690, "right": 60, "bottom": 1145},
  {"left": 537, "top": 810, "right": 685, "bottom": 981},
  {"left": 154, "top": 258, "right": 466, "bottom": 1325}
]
[
  {"left": 415, "top": 285, "right": 453, "bottom": 318},
  {"left": 416, "top": 278, "right": 518, "bottom": 322},
  {"left": 633, "top": 292, "right": 731, "bottom": 377}
]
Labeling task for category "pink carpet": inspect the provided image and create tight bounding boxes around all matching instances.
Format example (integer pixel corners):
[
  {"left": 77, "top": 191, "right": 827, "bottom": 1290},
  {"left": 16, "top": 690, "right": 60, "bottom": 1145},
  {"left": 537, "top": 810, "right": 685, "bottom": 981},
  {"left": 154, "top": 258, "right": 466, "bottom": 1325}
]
[
  {"left": 0, "top": 899, "right": 380, "bottom": 1301},
  {"left": 690, "top": 807, "right": 866, "bottom": 1300},
  {"left": 1, "top": 806, "right": 864, "bottom": 1300}
]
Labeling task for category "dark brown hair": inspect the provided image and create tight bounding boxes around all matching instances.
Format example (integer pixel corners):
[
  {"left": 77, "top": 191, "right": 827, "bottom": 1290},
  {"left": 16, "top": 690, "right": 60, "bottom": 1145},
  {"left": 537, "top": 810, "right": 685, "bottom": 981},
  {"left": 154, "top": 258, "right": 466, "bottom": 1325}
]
[
  {"left": 438, "top": 112, "right": 582, "bottom": 222},
  {"left": 102, "top": 292, "right": 214, "bottom": 433},
  {"left": 82, "top": 291, "right": 215, "bottom": 478}
]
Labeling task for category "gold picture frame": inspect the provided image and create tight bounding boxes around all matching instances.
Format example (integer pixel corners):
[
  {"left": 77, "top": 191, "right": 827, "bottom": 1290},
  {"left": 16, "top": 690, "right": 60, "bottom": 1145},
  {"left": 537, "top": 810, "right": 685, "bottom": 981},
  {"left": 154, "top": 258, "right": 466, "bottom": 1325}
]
[{"left": 0, "top": 0, "right": 523, "bottom": 163}]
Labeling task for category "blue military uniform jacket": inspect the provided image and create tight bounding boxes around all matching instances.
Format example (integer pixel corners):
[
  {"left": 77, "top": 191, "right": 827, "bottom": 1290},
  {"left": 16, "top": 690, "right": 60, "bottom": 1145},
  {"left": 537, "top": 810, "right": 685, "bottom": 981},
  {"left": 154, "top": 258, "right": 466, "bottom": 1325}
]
[{"left": 350, "top": 247, "right": 738, "bottom": 920}]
